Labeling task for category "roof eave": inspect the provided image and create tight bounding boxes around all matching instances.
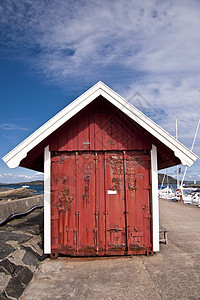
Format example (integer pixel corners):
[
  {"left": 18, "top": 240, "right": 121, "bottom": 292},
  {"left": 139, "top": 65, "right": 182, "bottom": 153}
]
[{"left": 2, "top": 81, "right": 198, "bottom": 169}]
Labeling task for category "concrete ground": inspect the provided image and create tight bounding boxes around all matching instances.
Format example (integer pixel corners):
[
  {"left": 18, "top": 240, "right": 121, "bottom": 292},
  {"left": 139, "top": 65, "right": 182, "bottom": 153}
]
[
  {"left": 0, "top": 194, "right": 43, "bottom": 224},
  {"left": 20, "top": 199, "right": 200, "bottom": 300}
]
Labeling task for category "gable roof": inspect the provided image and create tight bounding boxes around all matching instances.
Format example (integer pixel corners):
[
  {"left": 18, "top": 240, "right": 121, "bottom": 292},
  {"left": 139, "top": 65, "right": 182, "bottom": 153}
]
[{"left": 2, "top": 81, "right": 197, "bottom": 169}]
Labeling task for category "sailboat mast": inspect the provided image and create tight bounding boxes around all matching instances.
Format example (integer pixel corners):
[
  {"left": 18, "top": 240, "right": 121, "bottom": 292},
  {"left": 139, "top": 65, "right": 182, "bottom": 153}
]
[
  {"left": 176, "top": 118, "right": 179, "bottom": 189},
  {"left": 181, "top": 118, "right": 200, "bottom": 187},
  {"left": 167, "top": 168, "right": 169, "bottom": 186}
]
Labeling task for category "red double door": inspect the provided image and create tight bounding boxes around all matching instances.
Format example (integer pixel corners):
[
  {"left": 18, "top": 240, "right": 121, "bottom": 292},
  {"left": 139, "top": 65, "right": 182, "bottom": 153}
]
[{"left": 51, "top": 151, "right": 152, "bottom": 256}]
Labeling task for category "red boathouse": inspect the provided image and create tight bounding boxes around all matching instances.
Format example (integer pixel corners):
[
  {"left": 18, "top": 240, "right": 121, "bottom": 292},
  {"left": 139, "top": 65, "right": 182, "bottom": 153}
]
[{"left": 3, "top": 82, "right": 197, "bottom": 257}]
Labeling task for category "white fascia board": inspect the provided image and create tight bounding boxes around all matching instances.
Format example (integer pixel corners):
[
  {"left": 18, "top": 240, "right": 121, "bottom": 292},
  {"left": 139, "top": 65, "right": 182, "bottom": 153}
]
[
  {"left": 2, "top": 81, "right": 197, "bottom": 169},
  {"left": 151, "top": 145, "right": 159, "bottom": 252},
  {"left": 44, "top": 146, "right": 51, "bottom": 254},
  {"left": 2, "top": 84, "right": 103, "bottom": 168},
  {"left": 99, "top": 88, "right": 197, "bottom": 167}
]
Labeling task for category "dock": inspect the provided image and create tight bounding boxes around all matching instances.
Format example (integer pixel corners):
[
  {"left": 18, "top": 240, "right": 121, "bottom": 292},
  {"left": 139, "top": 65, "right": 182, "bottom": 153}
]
[{"left": 19, "top": 198, "right": 200, "bottom": 300}]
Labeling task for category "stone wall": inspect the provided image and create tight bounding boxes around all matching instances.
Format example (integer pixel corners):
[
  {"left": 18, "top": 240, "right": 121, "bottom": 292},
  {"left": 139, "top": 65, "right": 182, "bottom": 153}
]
[{"left": 0, "top": 207, "right": 46, "bottom": 299}]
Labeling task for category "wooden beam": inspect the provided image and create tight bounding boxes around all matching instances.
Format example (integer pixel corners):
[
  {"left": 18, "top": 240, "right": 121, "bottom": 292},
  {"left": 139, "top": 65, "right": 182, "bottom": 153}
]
[
  {"left": 44, "top": 146, "right": 51, "bottom": 254},
  {"left": 151, "top": 144, "right": 159, "bottom": 252}
]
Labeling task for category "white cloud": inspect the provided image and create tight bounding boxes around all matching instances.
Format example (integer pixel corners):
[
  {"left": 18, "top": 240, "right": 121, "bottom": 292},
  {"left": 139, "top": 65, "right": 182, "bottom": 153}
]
[
  {"left": 1, "top": 0, "right": 200, "bottom": 178},
  {"left": 32, "top": 172, "right": 44, "bottom": 179},
  {"left": 126, "top": 74, "right": 200, "bottom": 146},
  {"left": 0, "top": 172, "right": 43, "bottom": 184},
  {"left": 1, "top": 1, "right": 200, "bottom": 80},
  {"left": 0, "top": 124, "right": 31, "bottom": 131},
  {"left": 18, "top": 175, "right": 30, "bottom": 178}
]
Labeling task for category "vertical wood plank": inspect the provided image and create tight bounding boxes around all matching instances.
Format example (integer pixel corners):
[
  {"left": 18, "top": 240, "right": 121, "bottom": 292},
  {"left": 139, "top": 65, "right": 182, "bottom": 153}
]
[{"left": 77, "top": 111, "right": 90, "bottom": 151}]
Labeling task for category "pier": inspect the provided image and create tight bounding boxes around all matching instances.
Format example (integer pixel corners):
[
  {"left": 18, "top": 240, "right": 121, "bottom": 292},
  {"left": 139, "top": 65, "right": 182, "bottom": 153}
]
[{"left": 19, "top": 198, "right": 200, "bottom": 300}]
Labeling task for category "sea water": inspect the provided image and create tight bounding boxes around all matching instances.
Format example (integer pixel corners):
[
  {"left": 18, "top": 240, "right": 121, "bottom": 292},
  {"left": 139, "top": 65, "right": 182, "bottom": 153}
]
[
  {"left": 158, "top": 183, "right": 177, "bottom": 191},
  {"left": 1, "top": 183, "right": 177, "bottom": 195},
  {"left": 0, "top": 184, "right": 44, "bottom": 194}
]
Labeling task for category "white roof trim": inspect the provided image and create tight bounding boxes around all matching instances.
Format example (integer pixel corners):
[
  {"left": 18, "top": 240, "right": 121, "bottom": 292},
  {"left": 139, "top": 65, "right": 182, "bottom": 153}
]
[{"left": 2, "top": 81, "right": 197, "bottom": 168}]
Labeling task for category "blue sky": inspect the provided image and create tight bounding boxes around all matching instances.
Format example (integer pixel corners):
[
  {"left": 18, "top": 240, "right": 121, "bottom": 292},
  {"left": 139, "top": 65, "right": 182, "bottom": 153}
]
[{"left": 0, "top": 0, "right": 200, "bottom": 183}]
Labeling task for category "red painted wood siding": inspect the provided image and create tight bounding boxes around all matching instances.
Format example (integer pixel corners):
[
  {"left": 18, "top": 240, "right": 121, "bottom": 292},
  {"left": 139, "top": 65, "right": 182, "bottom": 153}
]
[
  {"left": 51, "top": 151, "right": 152, "bottom": 257},
  {"left": 20, "top": 96, "right": 181, "bottom": 172},
  {"left": 48, "top": 96, "right": 152, "bottom": 152}
]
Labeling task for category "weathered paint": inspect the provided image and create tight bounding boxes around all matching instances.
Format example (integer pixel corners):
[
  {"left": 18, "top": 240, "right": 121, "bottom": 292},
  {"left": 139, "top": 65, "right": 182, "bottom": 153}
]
[
  {"left": 3, "top": 82, "right": 197, "bottom": 171},
  {"left": 18, "top": 97, "right": 182, "bottom": 172},
  {"left": 51, "top": 151, "right": 152, "bottom": 257},
  {"left": 49, "top": 97, "right": 152, "bottom": 153},
  {"left": 3, "top": 82, "right": 197, "bottom": 259},
  {"left": 49, "top": 99, "right": 153, "bottom": 257}
]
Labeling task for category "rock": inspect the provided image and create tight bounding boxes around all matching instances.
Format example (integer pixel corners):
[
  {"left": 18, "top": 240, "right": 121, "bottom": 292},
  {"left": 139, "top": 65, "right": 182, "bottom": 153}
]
[
  {"left": 21, "top": 246, "right": 41, "bottom": 259},
  {"left": 0, "top": 188, "right": 36, "bottom": 201},
  {"left": 37, "top": 241, "right": 43, "bottom": 249},
  {"left": 23, "top": 224, "right": 41, "bottom": 235},
  {"left": 0, "top": 292, "right": 9, "bottom": 299},
  {"left": 0, "top": 207, "right": 44, "bottom": 299},
  {"left": 0, "top": 231, "right": 31, "bottom": 245},
  {"left": 5, "top": 275, "right": 25, "bottom": 299},
  {"left": 14, "top": 265, "right": 33, "bottom": 286},
  {"left": 0, "top": 273, "right": 11, "bottom": 293},
  {"left": 0, "top": 188, "right": 13, "bottom": 192},
  {"left": 11, "top": 233, "right": 32, "bottom": 244},
  {"left": 8, "top": 249, "right": 26, "bottom": 266},
  {"left": 0, "top": 244, "right": 14, "bottom": 260},
  {"left": 0, "top": 259, "right": 16, "bottom": 275},
  {"left": 22, "top": 251, "right": 38, "bottom": 267},
  {"left": 22, "top": 235, "right": 44, "bottom": 259},
  {"left": 4, "top": 266, "right": 33, "bottom": 299},
  {"left": 21, "top": 246, "right": 40, "bottom": 267}
]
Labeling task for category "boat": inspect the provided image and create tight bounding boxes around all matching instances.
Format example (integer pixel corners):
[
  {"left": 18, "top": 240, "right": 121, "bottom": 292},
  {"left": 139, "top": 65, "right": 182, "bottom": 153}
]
[
  {"left": 159, "top": 186, "right": 176, "bottom": 200},
  {"left": 176, "top": 118, "right": 200, "bottom": 205},
  {"left": 159, "top": 168, "right": 176, "bottom": 200},
  {"left": 159, "top": 118, "right": 200, "bottom": 205},
  {"left": 175, "top": 187, "right": 198, "bottom": 204},
  {"left": 22, "top": 185, "right": 30, "bottom": 188},
  {"left": 191, "top": 191, "right": 200, "bottom": 207}
]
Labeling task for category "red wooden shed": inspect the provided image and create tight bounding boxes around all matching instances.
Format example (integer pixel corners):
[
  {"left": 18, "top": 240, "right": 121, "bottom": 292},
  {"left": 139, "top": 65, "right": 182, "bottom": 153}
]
[{"left": 3, "top": 82, "right": 197, "bottom": 257}]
